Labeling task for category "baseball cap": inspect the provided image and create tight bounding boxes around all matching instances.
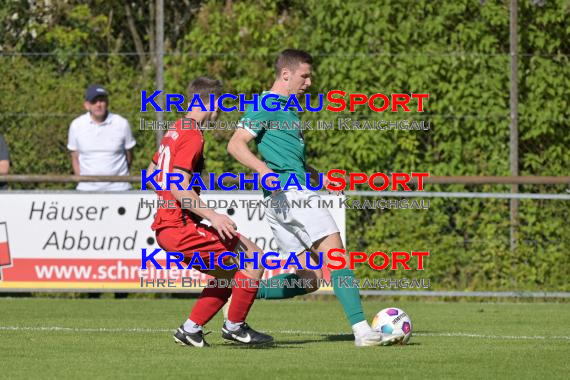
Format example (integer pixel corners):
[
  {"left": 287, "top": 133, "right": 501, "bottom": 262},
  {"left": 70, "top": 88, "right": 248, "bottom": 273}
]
[{"left": 85, "top": 84, "right": 109, "bottom": 102}]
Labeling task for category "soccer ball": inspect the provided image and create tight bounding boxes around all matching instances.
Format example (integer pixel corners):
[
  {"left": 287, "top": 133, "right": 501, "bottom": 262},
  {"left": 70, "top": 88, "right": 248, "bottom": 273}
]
[{"left": 371, "top": 307, "right": 413, "bottom": 344}]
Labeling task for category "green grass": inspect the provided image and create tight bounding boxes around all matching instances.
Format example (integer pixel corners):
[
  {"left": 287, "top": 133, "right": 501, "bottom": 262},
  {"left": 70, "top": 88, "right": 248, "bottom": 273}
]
[{"left": 0, "top": 298, "right": 569, "bottom": 379}]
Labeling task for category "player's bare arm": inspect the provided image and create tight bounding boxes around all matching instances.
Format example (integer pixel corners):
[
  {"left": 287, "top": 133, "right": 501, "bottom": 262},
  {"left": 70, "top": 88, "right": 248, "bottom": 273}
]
[
  {"left": 227, "top": 128, "right": 275, "bottom": 188},
  {"left": 305, "top": 163, "right": 343, "bottom": 195},
  {"left": 170, "top": 168, "right": 237, "bottom": 240},
  {"left": 305, "top": 163, "right": 321, "bottom": 183}
]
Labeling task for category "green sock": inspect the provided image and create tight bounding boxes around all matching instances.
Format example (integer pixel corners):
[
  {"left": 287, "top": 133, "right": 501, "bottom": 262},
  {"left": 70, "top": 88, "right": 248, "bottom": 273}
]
[
  {"left": 331, "top": 268, "right": 366, "bottom": 326},
  {"left": 256, "top": 273, "right": 308, "bottom": 299}
]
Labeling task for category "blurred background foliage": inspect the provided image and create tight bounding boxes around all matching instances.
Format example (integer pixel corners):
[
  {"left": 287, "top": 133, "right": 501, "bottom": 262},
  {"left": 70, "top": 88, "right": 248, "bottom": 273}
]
[{"left": 0, "top": 0, "right": 568, "bottom": 290}]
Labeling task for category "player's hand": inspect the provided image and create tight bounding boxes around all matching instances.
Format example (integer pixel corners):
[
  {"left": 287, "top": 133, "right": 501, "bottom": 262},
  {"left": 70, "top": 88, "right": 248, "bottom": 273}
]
[
  {"left": 323, "top": 176, "right": 344, "bottom": 196},
  {"left": 210, "top": 213, "right": 238, "bottom": 240},
  {"left": 261, "top": 170, "right": 282, "bottom": 196}
]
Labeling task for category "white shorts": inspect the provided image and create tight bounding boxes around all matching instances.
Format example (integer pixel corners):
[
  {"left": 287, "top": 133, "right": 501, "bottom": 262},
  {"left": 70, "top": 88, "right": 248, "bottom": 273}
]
[{"left": 264, "top": 189, "right": 339, "bottom": 257}]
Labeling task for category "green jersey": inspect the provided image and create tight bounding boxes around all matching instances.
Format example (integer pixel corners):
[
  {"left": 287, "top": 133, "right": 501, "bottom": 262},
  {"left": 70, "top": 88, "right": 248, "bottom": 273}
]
[{"left": 239, "top": 91, "right": 307, "bottom": 197}]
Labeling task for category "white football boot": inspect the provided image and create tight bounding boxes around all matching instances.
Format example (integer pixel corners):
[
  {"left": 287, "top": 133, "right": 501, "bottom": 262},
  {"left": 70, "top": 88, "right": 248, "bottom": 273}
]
[{"left": 354, "top": 326, "right": 405, "bottom": 347}]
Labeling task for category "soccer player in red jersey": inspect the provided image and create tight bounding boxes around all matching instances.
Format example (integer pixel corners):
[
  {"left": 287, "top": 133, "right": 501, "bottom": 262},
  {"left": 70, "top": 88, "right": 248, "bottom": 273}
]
[{"left": 145, "top": 77, "right": 272, "bottom": 347}]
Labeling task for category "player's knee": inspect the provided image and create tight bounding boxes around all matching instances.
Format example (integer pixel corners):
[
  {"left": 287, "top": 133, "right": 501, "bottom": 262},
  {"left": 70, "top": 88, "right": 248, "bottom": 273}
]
[
  {"left": 297, "top": 269, "right": 322, "bottom": 293},
  {"left": 239, "top": 265, "right": 264, "bottom": 280},
  {"left": 325, "top": 249, "right": 351, "bottom": 271},
  {"left": 304, "top": 281, "right": 319, "bottom": 294},
  {"left": 234, "top": 238, "right": 266, "bottom": 273},
  {"left": 236, "top": 237, "right": 262, "bottom": 255},
  {"left": 312, "top": 232, "right": 344, "bottom": 253}
]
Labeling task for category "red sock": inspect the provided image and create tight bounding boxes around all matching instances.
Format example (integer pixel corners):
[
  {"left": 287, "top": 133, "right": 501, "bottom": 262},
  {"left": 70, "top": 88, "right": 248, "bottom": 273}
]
[
  {"left": 189, "top": 285, "right": 232, "bottom": 326},
  {"left": 228, "top": 271, "right": 259, "bottom": 323}
]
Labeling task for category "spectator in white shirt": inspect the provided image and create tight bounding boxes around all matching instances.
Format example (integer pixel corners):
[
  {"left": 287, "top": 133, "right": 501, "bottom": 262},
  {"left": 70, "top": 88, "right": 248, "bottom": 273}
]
[{"left": 68, "top": 84, "right": 136, "bottom": 191}]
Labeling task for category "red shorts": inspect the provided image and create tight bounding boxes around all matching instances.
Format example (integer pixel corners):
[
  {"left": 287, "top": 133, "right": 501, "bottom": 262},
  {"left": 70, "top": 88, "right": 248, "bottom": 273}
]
[{"left": 155, "top": 222, "right": 241, "bottom": 271}]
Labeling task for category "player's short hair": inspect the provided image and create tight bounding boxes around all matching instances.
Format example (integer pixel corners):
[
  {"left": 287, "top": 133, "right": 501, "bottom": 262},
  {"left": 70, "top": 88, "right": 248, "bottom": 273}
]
[
  {"left": 275, "top": 49, "right": 313, "bottom": 77},
  {"left": 187, "top": 77, "right": 223, "bottom": 104}
]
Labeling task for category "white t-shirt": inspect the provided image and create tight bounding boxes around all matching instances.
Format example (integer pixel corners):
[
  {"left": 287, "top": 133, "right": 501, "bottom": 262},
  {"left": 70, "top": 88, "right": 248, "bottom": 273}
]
[{"left": 67, "top": 112, "right": 136, "bottom": 191}]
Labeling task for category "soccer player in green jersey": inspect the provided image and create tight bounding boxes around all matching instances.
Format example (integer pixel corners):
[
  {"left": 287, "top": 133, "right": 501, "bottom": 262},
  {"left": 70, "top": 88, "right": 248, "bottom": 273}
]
[{"left": 227, "top": 49, "right": 404, "bottom": 346}]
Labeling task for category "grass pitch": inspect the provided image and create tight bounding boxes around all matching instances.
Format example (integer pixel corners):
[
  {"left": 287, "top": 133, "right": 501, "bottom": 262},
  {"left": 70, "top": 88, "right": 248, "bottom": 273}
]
[{"left": 0, "top": 297, "right": 568, "bottom": 379}]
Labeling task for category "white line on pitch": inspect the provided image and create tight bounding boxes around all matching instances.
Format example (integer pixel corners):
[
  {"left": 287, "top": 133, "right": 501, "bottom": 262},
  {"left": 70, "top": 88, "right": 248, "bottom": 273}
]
[
  {"left": 0, "top": 326, "right": 171, "bottom": 333},
  {"left": 0, "top": 326, "right": 569, "bottom": 341}
]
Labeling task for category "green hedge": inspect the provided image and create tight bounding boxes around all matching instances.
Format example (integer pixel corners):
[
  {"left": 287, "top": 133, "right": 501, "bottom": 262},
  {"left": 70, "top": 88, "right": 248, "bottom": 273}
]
[{"left": 0, "top": 0, "right": 568, "bottom": 290}]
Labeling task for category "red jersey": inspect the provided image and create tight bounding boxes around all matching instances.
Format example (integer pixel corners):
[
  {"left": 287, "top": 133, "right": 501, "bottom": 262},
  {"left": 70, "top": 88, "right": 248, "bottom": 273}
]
[{"left": 151, "top": 119, "right": 205, "bottom": 231}]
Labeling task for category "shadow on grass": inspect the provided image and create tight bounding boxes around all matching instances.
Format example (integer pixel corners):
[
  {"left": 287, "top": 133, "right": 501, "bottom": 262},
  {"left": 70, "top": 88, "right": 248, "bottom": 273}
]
[
  {"left": 222, "top": 336, "right": 329, "bottom": 349},
  {"left": 222, "top": 342, "right": 297, "bottom": 350},
  {"left": 323, "top": 333, "right": 353, "bottom": 342},
  {"left": 216, "top": 333, "right": 422, "bottom": 348},
  {"left": 323, "top": 333, "right": 421, "bottom": 346}
]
